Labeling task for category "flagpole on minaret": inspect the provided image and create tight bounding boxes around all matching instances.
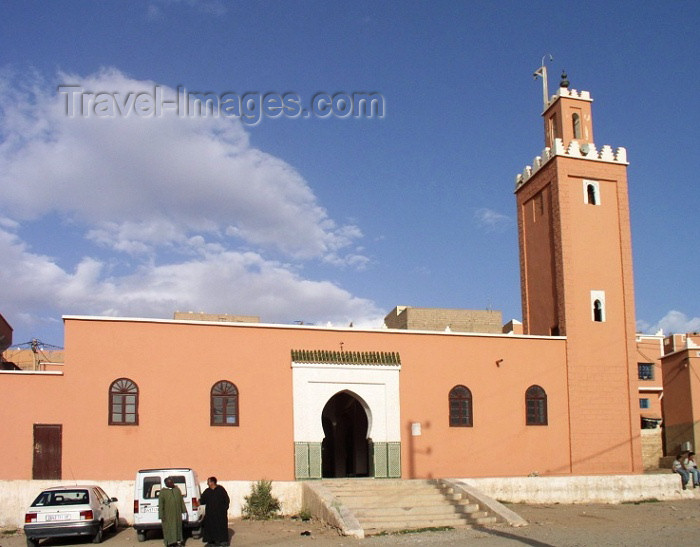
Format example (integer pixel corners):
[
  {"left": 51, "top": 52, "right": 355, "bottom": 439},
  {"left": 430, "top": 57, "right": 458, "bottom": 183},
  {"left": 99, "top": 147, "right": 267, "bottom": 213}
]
[{"left": 533, "top": 54, "right": 553, "bottom": 110}]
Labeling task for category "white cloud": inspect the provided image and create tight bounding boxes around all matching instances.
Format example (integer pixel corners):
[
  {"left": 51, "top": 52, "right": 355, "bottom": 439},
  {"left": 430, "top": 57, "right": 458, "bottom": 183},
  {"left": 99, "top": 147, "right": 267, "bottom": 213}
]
[
  {"left": 147, "top": 0, "right": 227, "bottom": 19},
  {"left": 0, "top": 68, "right": 364, "bottom": 262},
  {"left": 0, "top": 225, "right": 384, "bottom": 328},
  {"left": 638, "top": 310, "right": 700, "bottom": 335},
  {"left": 145, "top": 4, "right": 163, "bottom": 20},
  {"left": 474, "top": 208, "right": 510, "bottom": 232},
  {"left": 86, "top": 220, "right": 194, "bottom": 255},
  {"left": 0, "top": 216, "right": 19, "bottom": 229},
  {"left": 0, "top": 69, "right": 382, "bottom": 336}
]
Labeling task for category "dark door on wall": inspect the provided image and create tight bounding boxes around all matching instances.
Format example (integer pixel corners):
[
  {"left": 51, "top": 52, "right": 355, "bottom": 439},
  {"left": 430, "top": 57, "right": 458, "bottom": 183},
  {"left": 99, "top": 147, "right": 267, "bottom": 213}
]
[
  {"left": 321, "top": 392, "right": 369, "bottom": 478},
  {"left": 33, "top": 424, "right": 62, "bottom": 479}
]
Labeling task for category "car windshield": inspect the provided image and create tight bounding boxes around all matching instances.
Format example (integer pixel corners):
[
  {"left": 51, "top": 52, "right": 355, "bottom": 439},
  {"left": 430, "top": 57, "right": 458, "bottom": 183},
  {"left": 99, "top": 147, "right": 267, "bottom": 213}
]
[{"left": 31, "top": 489, "right": 90, "bottom": 507}]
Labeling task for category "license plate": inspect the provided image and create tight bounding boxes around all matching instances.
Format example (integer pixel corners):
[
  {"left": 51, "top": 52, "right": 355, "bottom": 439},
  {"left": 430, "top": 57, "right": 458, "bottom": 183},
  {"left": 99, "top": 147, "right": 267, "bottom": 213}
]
[
  {"left": 141, "top": 506, "right": 158, "bottom": 513},
  {"left": 45, "top": 514, "right": 71, "bottom": 521}
]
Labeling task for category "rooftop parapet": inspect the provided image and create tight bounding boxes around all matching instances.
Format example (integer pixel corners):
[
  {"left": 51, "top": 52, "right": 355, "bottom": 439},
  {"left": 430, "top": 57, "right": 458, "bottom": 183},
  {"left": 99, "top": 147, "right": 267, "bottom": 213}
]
[
  {"left": 515, "top": 138, "right": 628, "bottom": 189},
  {"left": 545, "top": 87, "right": 592, "bottom": 109}
]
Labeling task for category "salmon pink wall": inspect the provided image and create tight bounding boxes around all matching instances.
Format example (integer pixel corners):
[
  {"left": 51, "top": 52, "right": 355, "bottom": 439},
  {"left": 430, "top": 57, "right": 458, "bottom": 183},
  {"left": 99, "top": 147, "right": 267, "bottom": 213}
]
[
  {"left": 62, "top": 318, "right": 299, "bottom": 480},
  {"left": 662, "top": 353, "right": 693, "bottom": 426},
  {"left": 0, "top": 373, "right": 66, "bottom": 479},
  {"left": 2, "top": 316, "right": 577, "bottom": 481},
  {"left": 554, "top": 158, "right": 641, "bottom": 473},
  {"left": 3, "top": 313, "right": 648, "bottom": 480},
  {"left": 518, "top": 161, "right": 559, "bottom": 336},
  {"left": 398, "top": 335, "right": 570, "bottom": 478},
  {"left": 661, "top": 351, "right": 700, "bottom": 454}
]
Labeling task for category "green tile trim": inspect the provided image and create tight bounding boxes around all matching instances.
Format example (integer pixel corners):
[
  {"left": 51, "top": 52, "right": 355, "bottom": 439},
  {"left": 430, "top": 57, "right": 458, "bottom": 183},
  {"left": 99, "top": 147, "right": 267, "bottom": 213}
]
[
  {"left": 309, "top": 443, "right": 322, "bottom": 479},
  {"left": 370, "top": 441, "right": 401, "bottom": 478},
  {"left": 295, "top": 442, "right": 322, "bottom": 480},
  {"left": 372, "top": 441, "right": 388, "bottom": 477},
  {"left": 387, "top": 442, "right": 401, "bottom": 478},
  {"left": 294, "top": 443, "right": 309, "bottom": 479},
  {"left": 291, "top": 349, "right": 401, "bottom": 366}
]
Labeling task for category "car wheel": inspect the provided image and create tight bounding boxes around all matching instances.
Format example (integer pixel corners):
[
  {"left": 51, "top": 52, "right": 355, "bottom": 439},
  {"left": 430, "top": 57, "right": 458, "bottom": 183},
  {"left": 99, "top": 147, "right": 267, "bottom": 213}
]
[
  {"left": 26, "top": 538, "right": 39, "bottom": 547},
  {"left": 136, "top": 531, "right": 147, "bottom": 542},
  {"left": 113, "top": 512, "right": 120, "bottom": 532},
  {"left": 92, "top": 523, "right": 103, "bottom": 544},
  {"left": 191, "top": 528, "right": 201, "bottom": 539}
]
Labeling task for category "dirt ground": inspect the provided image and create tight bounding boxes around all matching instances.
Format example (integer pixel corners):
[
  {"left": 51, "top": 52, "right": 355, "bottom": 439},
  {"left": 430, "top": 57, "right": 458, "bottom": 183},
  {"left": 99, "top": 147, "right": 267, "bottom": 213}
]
[{"left": 3, "top": 499, "right": 700, "bottom": 546}]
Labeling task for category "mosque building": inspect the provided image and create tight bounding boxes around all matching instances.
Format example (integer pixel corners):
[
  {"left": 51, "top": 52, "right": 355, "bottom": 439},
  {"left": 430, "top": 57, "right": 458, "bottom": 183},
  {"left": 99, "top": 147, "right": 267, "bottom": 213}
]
[{"left": 0, "top": 74, "right": 665, "bottom": 482}]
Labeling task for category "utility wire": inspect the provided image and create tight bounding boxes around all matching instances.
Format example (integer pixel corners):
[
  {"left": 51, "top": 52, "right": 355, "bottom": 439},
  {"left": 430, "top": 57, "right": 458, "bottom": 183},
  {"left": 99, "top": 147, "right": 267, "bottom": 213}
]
[{"left": 13, "top": 339, "right": 64, "bottom": 351}]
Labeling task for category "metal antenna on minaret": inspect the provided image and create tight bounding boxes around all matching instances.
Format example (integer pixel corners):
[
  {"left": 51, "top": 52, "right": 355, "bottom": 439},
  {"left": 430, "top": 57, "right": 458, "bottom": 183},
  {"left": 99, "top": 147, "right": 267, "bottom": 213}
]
[{"left": 533, "top": 54, "right": 554, "bottom": 110}]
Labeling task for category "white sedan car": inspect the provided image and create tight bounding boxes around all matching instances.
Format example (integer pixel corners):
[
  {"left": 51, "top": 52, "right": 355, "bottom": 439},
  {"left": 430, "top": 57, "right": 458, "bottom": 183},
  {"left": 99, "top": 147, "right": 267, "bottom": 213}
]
[{"left": 24, "top": 485, "right": 119, "bottom": 545}]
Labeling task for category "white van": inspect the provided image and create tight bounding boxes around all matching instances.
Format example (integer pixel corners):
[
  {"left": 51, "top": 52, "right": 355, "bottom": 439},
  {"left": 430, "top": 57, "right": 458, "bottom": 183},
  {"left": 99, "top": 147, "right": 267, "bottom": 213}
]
[{"left": 133, "top": 468, "right": 205, "bottom": 542}]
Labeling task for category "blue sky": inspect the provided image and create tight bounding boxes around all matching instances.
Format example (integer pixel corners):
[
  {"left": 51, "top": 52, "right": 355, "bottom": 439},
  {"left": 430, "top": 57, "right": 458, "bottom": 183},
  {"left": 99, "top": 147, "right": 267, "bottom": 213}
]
[{"left": 1, "top": 0, "right": 699, "bottom": 348}]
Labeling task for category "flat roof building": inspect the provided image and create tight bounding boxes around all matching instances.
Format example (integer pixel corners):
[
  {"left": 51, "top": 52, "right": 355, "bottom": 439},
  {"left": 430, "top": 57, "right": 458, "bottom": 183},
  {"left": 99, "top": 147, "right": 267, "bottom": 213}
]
[{"left": 384, "top": 306, "right": 503, "bottom": 334}]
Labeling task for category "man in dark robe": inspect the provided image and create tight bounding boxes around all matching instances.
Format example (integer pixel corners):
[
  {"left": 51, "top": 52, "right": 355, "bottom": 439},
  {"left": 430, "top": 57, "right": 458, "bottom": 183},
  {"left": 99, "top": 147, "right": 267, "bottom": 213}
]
[
  {"left": 158, "top": 477, "right": 187, "bottom": 546},
  {"left": 199, "top": 476, "right": 230, "bottom": 546}
]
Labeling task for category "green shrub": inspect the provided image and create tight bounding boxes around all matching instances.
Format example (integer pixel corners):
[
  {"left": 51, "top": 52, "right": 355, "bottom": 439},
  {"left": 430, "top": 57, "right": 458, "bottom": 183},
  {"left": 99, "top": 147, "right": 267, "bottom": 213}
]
[
  {"left": 298, "top": 508, "right": 312, "bottom": 521},
  {"left": 242, "top": 479, "right": 281, "bottom": 520}
]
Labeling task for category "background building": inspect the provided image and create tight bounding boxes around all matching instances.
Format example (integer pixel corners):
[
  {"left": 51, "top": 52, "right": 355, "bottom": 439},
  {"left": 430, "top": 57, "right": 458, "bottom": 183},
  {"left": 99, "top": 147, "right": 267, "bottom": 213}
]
[
  {"left": 383, "top": 306, "right": 503, "bottom": 334},
  {"left": 661, "top": 333, "right": 700, "bottom": 457}
]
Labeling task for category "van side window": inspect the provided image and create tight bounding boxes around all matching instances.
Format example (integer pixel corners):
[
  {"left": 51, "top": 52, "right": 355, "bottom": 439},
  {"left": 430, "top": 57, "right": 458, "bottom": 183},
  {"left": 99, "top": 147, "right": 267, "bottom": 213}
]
[
  {"left": 171, "top": 475, "right": 187, "bottom": 496},
  {"left": 143, "top": 475, "right": 188, "bottom": 498},
  {"left": 143, "top": 477, "right": 161, "bottom": 499}
]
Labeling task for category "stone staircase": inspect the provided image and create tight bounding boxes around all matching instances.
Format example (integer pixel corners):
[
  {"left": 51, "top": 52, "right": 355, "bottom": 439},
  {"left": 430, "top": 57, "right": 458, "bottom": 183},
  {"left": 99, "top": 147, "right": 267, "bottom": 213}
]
[{"left": 319, "top": 478, "right": 499, "bottom": 535}]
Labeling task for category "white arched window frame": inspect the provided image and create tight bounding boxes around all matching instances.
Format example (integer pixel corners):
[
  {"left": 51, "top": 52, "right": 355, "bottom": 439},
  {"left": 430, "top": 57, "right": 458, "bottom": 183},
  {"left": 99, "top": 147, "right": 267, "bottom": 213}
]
[
  {"left": 572, "top": 112, "right": 582, "bottom": 139},
  {"left": 591, "top": 290, "right": 606, "bottom": 322},
  {"left": 583, "top": 179, "right": 600, "bottom": 205}
]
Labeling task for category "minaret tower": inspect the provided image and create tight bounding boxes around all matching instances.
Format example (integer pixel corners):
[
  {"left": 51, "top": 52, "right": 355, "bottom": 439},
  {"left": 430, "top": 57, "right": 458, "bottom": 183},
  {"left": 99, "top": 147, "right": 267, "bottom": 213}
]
[{"left": 515, "top": 71, "right": 642, "bottom": 473}]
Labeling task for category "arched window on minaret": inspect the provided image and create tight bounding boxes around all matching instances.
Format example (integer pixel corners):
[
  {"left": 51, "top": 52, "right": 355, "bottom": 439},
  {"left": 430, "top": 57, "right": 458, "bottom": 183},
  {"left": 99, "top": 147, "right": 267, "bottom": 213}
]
[
  {"left": 550, "top": 113, "right": 559, "bottom": 140},
  {"left": 593, "top": 300, "right": 603, "bottom": 322},
  {"left": 572, "top": 113, "right": 581, "bottom": 139},
  {"left": 591, "top": 290, "right": 606, "bottom": 322},
  {"left": 583, "top": 180, "right": 600, "bottom": 205},
  {"left": 587, "top": 184, "right": 597, "bottom": 205}
]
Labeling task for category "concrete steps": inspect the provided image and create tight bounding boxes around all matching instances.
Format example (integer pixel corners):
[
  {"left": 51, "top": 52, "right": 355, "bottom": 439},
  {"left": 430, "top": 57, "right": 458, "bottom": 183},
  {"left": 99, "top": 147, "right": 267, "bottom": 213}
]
[{"left": 320, "top": 479, "right": 499, "bottom": 535}]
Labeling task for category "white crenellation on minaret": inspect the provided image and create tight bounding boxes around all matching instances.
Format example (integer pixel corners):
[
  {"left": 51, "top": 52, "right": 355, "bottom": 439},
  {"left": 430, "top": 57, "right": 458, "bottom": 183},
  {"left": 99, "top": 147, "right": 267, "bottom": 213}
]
[
  {"left": 515, "top": 138, "right": 628, "bottom": 189},
  {"left": 547, "top": 87, "right": 592, "bottom": 107}
]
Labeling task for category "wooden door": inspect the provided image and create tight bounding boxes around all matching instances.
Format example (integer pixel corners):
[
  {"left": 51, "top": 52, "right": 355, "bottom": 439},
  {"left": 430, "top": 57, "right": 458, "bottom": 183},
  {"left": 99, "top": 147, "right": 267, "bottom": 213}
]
[{"left": 32, "top": 424, "right": 62, "bottom": 479}]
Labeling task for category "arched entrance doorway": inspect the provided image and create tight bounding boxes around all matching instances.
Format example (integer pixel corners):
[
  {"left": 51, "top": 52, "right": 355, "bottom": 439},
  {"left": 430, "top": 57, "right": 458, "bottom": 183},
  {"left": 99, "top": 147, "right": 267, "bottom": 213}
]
[{"left": 321, "top": 391, "right": 370, "bottom": 478}]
